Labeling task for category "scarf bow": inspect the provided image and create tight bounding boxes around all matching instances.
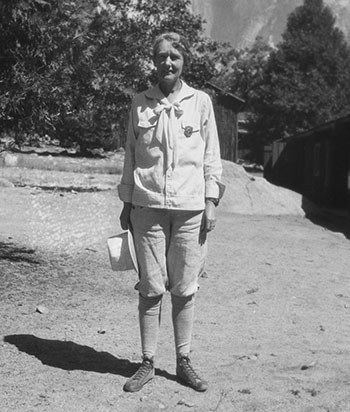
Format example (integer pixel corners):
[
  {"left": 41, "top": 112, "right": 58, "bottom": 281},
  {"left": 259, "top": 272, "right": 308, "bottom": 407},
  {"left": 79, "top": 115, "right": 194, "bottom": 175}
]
[{"left": 153, "top": 102, "right": 183, "bottom": 170}]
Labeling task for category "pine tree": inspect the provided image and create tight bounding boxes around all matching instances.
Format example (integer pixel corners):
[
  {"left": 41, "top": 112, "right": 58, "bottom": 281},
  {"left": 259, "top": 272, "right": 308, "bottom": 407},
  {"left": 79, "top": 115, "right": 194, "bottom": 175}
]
[{"left": 251, "top": 0, "right": 350, "bottom": 156}]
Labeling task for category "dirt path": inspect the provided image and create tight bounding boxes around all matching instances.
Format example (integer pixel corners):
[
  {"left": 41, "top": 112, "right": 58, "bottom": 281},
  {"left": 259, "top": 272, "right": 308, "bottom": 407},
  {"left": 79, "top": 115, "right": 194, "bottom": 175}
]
[{"left": 1, "top": 179, "right": 350, "bottom": 411}]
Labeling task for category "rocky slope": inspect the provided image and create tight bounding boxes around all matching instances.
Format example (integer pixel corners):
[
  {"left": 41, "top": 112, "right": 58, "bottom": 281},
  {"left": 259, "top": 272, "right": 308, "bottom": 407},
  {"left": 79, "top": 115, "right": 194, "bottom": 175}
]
[{"left": 191, "top": 0, "right": 350, "bottom": 49}]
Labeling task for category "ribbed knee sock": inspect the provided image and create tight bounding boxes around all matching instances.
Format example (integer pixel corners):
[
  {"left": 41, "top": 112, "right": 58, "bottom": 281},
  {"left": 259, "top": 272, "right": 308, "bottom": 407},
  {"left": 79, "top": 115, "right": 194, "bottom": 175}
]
[
  {"left": 138, "top": 294, "right": 162, "bottom": 359},
  {"left": 171, "top": 293, "right": 195, "bottom": 358}
]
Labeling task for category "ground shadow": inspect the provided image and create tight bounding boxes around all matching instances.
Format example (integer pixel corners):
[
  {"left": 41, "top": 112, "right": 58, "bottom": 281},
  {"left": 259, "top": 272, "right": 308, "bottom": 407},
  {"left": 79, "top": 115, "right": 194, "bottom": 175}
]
[
  {"left": 3, "top": 334, "right": 176, "bottom": 381},
  {"left": 306, "top": 214, "right": 350, "bottom": 240},
  {"left": 302, "top": 197, "right": 350, "bottom": 240},
  {"left": 0, "top": 241, "right": 40, "bottom": 264}
]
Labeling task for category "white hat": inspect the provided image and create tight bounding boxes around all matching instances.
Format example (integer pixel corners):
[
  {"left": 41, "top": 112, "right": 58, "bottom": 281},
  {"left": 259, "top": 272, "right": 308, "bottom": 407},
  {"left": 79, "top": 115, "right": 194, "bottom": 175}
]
[{"left": 107, "top": 230, "right": 138, "bottom": 273}]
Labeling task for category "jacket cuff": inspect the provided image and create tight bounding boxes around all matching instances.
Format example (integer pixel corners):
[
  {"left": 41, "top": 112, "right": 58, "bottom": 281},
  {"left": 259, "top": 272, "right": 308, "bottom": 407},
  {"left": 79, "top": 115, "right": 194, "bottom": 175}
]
[
  {"left": 205, "top": 180, "right": 226, "bottom": 200},
  {"left": 118, "top": 183, "right": 134, "bottom": 203}
]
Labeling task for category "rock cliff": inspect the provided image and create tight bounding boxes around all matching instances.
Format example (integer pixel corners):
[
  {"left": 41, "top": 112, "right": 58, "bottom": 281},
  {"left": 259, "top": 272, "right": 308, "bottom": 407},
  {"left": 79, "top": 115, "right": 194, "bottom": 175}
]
[{"left": 191, "top": 0, "right": 350, "bottom": 49}]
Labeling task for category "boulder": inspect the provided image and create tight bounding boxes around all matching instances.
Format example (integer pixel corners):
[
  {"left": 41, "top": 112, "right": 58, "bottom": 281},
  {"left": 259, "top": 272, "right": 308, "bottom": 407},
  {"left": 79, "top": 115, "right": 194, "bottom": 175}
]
[{"left": 220, "top": 160, "right": 304, "bottom": 216}]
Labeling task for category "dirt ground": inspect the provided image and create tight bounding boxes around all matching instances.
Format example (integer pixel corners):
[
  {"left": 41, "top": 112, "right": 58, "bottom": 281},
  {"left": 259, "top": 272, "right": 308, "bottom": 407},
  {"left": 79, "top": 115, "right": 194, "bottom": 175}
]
[{"left": 1, "top": 161, "right": 350, "bottom": 412}]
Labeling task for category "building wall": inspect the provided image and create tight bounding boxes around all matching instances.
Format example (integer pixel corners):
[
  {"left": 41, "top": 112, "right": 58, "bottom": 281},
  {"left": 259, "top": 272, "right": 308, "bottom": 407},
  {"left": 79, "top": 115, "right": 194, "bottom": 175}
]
[
  {"left": 212, "top": 101, "right": 238, "bottom": 162},
  {"left": 264, "top": 118, "right": 350, "bottom": 209}
]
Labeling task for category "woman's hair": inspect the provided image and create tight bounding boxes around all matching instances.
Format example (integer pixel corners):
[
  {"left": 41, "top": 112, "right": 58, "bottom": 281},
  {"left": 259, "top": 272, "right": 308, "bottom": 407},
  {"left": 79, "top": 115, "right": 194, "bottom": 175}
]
[{"left": 152, "top": 32, "right": 192, "bottom": 69}]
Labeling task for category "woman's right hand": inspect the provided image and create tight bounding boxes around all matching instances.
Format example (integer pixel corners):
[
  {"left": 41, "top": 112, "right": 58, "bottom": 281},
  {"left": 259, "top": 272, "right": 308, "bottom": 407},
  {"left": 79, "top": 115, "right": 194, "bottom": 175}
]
[{"left": 119, "top": 202, "right": 132, "bottom": 230}]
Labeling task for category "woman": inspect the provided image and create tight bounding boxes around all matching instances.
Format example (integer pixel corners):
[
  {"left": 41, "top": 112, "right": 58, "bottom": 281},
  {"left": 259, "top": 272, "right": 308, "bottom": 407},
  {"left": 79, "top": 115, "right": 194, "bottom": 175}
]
[{"left": 118, "top": 32, "right": 224, "bottom": 393}]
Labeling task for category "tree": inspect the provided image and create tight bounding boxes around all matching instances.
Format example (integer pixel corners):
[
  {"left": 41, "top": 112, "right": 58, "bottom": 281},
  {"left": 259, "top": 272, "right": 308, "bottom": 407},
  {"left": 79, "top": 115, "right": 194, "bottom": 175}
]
[
  {"left": 250, "top": 0, "right": 350, "bottom": 158},
  {"left": 212, "top": 37, "right": 274, "bottom": 161},
  {"left": 216, "top": 37, "right": 273, "bottom": 105},
  {"left": 0, "top": 0, "right": 220, "bottom": 152},
  {"left": 0, "top": 0, "right": 54, "bottom": 145}
]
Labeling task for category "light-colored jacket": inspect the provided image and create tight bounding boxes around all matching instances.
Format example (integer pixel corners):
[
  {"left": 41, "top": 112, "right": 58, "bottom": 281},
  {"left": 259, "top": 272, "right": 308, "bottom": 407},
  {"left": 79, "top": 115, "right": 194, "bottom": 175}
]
[{"left": 118, "top": 81, "right": 223, "bottom": 210}]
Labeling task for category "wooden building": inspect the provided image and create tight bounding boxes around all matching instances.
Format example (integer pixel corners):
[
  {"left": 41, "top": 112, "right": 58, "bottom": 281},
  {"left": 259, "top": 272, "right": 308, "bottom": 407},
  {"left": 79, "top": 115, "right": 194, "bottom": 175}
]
[
  {"left": 206, "top": 82, "right": 245, "bottom": 162},
  {"left": 264, "top": 115, "right": 350, "bottom": 210}
]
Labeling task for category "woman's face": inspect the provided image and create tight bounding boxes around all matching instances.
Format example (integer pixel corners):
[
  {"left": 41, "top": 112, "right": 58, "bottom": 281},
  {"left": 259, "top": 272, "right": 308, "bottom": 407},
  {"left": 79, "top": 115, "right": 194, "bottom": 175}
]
[{"left": 154, "top": 40, "right": 184, "bottom": 85}]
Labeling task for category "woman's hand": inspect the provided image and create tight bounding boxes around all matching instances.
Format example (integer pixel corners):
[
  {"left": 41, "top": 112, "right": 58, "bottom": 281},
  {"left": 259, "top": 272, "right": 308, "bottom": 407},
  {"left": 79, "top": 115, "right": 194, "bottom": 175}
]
[
  {"left": 204, "top": 200, "right": 216, "bottom": 232},
  {"left": 119, "top": 202, "right": 132, "bottom": 230},
  {"left": 200, "top": 200, "right": 216, "bottom": 243}
]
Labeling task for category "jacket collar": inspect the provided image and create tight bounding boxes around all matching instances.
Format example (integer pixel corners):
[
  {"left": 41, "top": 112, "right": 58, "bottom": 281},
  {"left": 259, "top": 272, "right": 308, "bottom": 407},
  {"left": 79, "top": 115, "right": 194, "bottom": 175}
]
[{"left": 144, "top": 81, "right": 195, "bottom": 103}]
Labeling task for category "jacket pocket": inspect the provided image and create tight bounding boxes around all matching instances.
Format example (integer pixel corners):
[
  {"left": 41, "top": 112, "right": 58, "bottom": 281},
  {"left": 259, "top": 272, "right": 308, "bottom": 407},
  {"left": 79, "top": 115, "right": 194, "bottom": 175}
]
[{"left": 137, "top": 114, "right": 158, "bottom": 145}]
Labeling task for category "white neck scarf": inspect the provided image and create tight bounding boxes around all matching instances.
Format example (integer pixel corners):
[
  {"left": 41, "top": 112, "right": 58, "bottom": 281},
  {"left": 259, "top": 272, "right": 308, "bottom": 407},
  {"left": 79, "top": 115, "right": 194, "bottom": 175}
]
[{"left": 153, "top": 101, "right": 183, "bottom": 171}]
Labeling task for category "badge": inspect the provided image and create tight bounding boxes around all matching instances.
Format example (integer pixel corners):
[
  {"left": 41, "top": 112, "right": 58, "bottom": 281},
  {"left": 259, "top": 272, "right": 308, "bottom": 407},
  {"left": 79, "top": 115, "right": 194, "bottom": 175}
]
[{"left": 184, "top": 126, "right": 193, "bottom": 138}]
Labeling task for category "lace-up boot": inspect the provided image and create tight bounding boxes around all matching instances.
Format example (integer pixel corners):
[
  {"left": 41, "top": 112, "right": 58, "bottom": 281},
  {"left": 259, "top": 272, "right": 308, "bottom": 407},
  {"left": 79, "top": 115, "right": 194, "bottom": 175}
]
[
  {"left": 176, "top": 355, "right": 208, "bottom": 392},
  {"left": 123, "top": 357, "right": 154, "bottom": 392}
]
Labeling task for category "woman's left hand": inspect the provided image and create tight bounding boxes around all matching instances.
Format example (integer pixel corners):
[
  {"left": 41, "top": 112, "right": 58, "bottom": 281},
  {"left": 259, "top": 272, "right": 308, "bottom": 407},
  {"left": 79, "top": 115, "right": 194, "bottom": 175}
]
[
  {"left": 205, "top": 200, "right": 217, "bottom": 231},
  {"left": 200, "top": 200, "right": 216, "bottom": 239}
]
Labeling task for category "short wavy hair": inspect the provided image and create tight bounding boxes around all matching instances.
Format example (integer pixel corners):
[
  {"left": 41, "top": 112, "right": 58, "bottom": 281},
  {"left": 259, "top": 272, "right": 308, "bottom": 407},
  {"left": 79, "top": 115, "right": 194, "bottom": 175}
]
[{"left": 152, "top": 32, "right": 192, "bottom": 70}]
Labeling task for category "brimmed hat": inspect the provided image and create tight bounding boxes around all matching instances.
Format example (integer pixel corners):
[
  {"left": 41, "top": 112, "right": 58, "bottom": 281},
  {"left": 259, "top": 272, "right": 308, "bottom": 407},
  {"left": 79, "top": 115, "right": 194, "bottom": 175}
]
[{"left": 107, "top": 230, "right": 138, "bottom": 273}]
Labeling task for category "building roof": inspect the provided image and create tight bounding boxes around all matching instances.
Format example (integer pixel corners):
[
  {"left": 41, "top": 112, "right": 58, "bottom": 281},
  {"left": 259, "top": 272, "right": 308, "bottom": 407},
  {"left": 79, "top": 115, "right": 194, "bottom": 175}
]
[
  {"left": 276, "top": 113, "right": 350, "bottom": 143},
  {"left": 206, "top": 82, "right": 245, "bottom": 106}
]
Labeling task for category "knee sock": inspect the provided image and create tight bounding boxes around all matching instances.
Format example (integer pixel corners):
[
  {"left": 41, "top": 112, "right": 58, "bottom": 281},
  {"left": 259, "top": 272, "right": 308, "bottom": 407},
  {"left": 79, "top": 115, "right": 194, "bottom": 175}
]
[
  {"left": 171, "top": 293, "right": 195, "bottom": 358},
  {"left": 138, "top": 294, "right": 162, "bottom": 359}
]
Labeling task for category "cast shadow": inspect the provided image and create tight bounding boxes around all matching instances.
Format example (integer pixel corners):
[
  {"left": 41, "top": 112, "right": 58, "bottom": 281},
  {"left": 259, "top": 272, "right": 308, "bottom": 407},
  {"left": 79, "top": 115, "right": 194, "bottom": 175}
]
[
  {"left": 4, "top": 334, "right": 176, "bottom": 382},
  {"left": 302, "top": 197, "right": 350, "bottom": 240},
  {"left": 0, "top": 241, "right": 40, "bottom": 264}
]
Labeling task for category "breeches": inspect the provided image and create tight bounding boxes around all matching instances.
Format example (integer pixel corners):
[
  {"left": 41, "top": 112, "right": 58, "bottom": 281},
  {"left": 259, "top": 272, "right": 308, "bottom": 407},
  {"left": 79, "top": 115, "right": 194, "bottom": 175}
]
[{"left": 130, "top": 206, "right": 206, "bottom": 297}]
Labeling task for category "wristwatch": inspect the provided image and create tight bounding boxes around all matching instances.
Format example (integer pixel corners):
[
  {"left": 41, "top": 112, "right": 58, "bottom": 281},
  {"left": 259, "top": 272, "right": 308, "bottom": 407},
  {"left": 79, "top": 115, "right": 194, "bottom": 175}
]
[{"left": 205, "top": 197, "right": 219, "bottom": 207}]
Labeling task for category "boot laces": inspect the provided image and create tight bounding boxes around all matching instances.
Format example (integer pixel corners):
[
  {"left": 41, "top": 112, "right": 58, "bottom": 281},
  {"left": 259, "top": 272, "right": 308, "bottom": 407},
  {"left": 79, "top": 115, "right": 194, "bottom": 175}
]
[
  {"left": 180, "top": 356, "right": 200, "bottom": 381},
  {"left": 132, "top": 359, "right": 153, "bottom": 380}
]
